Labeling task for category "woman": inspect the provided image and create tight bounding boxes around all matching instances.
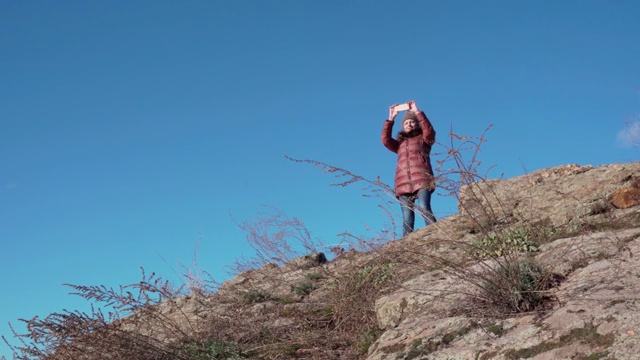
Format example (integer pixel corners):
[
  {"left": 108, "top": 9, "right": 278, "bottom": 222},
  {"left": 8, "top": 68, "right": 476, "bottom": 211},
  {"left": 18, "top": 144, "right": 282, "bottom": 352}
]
[{"left": 381, "top": 100, "right": 437, "bottom": 236}]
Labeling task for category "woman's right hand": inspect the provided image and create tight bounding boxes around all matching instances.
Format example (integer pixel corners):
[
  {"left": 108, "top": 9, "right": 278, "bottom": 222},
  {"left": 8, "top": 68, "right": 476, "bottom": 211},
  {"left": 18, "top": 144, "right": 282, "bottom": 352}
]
[{"left": 389, "top": 104, "right": 400, "bottom": 120}]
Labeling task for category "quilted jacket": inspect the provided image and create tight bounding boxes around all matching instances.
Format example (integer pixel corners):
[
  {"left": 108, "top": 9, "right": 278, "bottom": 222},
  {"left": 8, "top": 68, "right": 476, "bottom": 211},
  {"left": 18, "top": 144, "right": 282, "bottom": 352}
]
[{"left": 381, "top": 111, "right": 436, "bottom": 197}]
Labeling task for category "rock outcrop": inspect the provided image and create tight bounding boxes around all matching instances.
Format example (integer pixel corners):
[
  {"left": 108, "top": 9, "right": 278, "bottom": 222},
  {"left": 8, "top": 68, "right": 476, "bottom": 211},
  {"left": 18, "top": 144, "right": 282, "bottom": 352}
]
[
  {"left": 214, "top": 160, "right": 640, "bottom": 359},
  {"left": 56, "top": 161, "right": 640, "bottom": 360}
]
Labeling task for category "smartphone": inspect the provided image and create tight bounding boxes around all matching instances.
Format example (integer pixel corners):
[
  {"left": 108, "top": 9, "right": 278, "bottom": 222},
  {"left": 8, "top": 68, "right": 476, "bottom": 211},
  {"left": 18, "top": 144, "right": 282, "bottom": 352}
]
[{"left": 395, "top": 103, "right": 410, "bottom": 111}]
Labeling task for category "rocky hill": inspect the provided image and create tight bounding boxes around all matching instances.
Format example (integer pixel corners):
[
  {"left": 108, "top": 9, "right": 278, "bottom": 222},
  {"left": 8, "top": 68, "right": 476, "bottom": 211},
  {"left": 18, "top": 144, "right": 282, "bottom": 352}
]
[
  {"left": 8, "top": 161, "right": 640, "bottom": 360},
  {"left": 212, "top": 161, "right": 640, "bottom": 360}
]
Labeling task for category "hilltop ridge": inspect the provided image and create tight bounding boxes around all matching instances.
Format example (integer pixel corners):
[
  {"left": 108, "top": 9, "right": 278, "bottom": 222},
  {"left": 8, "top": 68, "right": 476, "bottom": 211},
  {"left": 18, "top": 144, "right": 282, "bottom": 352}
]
[{"left": 6, "top": 160, "right": 640, "bottom": 360}]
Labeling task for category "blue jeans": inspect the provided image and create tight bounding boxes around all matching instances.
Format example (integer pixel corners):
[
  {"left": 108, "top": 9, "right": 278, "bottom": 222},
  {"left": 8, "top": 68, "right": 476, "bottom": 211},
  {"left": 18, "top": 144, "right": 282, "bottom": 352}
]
[{"left": 399, "top": 188, "right": 437, "bottom": 236}]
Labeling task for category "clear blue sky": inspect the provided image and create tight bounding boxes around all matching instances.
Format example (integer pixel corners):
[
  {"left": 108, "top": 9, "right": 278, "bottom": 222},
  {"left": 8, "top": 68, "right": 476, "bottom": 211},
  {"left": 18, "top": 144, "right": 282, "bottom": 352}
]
[{"left": 1, "top": 1, "right": 639, "bottom": 356}]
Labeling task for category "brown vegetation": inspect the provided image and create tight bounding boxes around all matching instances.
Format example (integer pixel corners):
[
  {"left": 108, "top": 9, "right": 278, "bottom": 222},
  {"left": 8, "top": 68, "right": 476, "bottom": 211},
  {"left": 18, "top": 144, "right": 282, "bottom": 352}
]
[{"left": 4, "top": 125, "right": 639, "bottom": 359}]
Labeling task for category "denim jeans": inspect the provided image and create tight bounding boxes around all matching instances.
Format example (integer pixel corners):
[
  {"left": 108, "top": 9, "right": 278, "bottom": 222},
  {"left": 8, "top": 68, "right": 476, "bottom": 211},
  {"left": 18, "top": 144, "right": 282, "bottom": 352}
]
[{"left": 399, "top": 188, "right": 437, "bottom": 236}]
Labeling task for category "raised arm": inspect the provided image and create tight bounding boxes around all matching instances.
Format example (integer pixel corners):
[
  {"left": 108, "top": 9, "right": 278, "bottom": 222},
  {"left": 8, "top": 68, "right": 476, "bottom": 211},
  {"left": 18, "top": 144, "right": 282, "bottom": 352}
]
[
  {"left": 408, "top": 101, "right": 435, "bottom": 145},
  {"left": 381, "top": 104, "right": 400, "bottom": 153},
  {"left": 381, "top": 119, "right": 399, "bottom": 153}
]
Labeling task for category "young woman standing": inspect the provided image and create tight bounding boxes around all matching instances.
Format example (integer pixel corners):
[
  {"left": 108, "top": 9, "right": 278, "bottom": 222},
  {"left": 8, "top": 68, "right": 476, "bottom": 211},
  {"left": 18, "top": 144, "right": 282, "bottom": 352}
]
[{"left": 381, "top": 100, "right": 437, "bottom": 236}]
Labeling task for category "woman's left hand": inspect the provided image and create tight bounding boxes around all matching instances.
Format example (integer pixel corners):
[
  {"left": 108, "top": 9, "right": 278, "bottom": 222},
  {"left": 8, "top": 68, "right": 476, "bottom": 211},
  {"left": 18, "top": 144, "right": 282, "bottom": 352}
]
[{"left": 408, "top": 100, "right": 420, "bottom": 113}]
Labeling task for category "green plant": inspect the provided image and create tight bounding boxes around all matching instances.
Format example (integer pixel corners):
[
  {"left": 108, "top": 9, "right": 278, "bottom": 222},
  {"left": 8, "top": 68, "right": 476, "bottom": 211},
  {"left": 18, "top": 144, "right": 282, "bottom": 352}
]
[
  {"left": 242, "top": 289, "right": 272, "bottom": 304},
  {"left": 399, "top": 338, "right": 439, "bottom": 359},
  {"left": 305, "top": 272, "right": 323, "bottom": 281},
  {"left": 481, "top": 258, "right": 552, "bottom": 314},
  {"left": 181, "top": 340, "right": 245, "bottom": 359},
  {"left": 292, "top": 282, "right": 314, "bottom": 295},
  {"left": 441, "top": 325, "right": 472, "bottom": 345},
  {"left": 472, "top": 227, "right": 539, "bottom": 258},
  {"left": 357, "top": 325, "right": 383, "bottom": 355},
  {"left": 357, "top": 262, "right": 395, "bottom": 286},
  {"left": 528, "top": 225, "right": 559, "bottom": 244},
  {"left": 485, "top": 323, "right": 504, "bottom": 336}
]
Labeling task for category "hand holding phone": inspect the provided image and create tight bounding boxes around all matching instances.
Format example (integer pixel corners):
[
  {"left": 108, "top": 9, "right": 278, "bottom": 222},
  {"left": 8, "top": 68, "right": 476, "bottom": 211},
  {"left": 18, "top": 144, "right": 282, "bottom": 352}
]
[
  {"left": 394, "top": 103, "right": 410, "bottom": 112},
  {"left": 407, "top": 100, "right": 419, "bottom": 112},
  {"left": 389, "top": 104, "right": 400, "bottom": 120}
]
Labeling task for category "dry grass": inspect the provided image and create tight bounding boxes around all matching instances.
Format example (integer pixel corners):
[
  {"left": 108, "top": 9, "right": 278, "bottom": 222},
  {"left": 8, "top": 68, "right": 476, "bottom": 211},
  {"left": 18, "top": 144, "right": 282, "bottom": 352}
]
[{"left": 5, "top": 125, "right": 635, "bottom": 359}]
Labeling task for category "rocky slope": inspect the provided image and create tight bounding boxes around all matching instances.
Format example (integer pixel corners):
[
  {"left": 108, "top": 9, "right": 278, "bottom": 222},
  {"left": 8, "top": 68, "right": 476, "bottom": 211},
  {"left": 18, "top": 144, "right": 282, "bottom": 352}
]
[
  {"left": 26, "top": 161, "right": 639, "bottom": 360},
  {"left": 210, "top": 160, "right": 640, "bottom": 359}
]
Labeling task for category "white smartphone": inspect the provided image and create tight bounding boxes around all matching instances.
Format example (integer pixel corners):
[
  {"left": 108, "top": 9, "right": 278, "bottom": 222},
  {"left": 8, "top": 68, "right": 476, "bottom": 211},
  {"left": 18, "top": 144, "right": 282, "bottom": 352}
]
[{"left": 395, "top": 103, "right": 410, "bottom": 111}]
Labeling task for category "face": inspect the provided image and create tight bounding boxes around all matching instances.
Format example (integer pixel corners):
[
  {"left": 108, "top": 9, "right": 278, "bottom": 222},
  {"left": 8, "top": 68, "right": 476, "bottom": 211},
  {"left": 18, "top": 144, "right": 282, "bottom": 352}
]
[{"left": 403, "top": 119, "right": 418, "bottom": 132}]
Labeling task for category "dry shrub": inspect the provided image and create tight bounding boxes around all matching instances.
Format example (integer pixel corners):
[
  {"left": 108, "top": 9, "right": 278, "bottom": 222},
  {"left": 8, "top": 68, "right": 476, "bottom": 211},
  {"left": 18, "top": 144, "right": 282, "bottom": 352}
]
[
  {"left": 9, "top": 123, "right": 632, "bottom": 359},
  {"left": 230, "top": 206, "right": 326, "bottom": 274},
  {"left": 327, "top": 259, "right": 398, "bottom": 355},
  {"left": 288, "top": 124, "right": 563, "bottom": 319},
  {"left": 441, "top": 253, "right": 562, "bottom": 318},
  {"left": 3, "top": 268, "right": 242, "bottom": 360},
  {"left": 480, "top": 258, "right": 555, "bottom": 313},
  {"left": 285, "top": 155, "right": 401, "bottom": 249}
]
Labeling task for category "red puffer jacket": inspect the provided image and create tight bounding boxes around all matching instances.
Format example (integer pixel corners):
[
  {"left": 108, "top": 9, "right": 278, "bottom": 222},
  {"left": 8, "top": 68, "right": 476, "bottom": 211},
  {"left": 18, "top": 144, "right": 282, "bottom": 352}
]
[{"left": 381, "top": 111, "right": 436, "bottom": 197}]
